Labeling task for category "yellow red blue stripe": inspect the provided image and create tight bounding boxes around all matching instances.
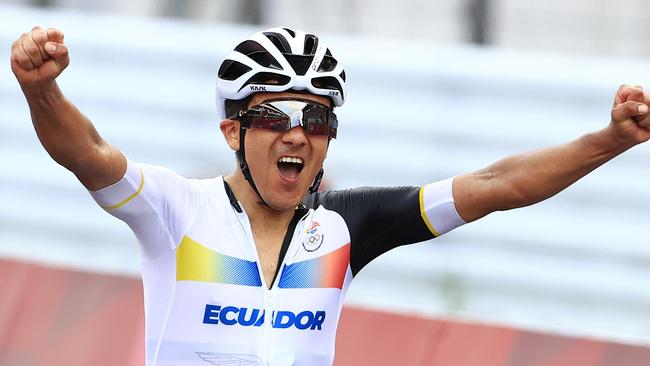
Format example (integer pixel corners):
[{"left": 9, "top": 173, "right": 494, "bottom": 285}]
[
  {"left": 176, "top": 236, "right": 262, "bottom": 287},
  {"left": 278, "top": 244, "right": 350, "bottom": 289}
]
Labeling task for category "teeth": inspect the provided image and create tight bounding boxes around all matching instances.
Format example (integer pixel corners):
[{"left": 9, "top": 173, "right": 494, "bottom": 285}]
[{"left": 279, "top": 156, "right": 304, "bottom": 165}]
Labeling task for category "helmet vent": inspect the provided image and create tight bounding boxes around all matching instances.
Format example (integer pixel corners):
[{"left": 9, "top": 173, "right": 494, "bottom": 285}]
[
  {"left": 325, "top": 48, "right": 332, "bottom": 56},
  {"left": 317, "top": 55, "right": 337, "bottom": 72},
  {"left": 304, "top": 34, "right": 319, "bottom": 55},
  {"left": 238, "top": 72, "right": 291, "bottom": 92},
  {"left": 282, "top": 27, "right": 296, "bottom": 37},
  {"left": 284, "top": 54, "right": 314, "bottom": 76},
  {"left": 339, "top": 70, "right": 346, "bottom": 82},
  {"left": 312, "top": 76, "right": 344, "bottom": 98},
  {"left": 218, "top": 60, "right": 253, "bottom": 81},
  {"left": 263, "top": 32, "right": 292, "bottom": 54},
  {"left": 235, "top": 40, "right": 283, "bottom": 70}
]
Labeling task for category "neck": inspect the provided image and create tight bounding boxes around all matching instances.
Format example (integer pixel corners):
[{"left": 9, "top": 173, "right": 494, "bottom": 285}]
[{"left": 224, "top": 171, "right": 297, "bottom": 228}]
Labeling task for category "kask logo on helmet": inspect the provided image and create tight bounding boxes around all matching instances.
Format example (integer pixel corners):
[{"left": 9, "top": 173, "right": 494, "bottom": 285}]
[{"left": 203, "top": 304, "right": 326, "bottom": 330}]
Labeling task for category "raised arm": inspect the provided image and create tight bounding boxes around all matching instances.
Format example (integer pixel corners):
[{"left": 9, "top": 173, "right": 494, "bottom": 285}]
[
  {"left": 11, "top": 26, "right": 125, "bottom": 190},
  {"left": 453, "top": 85, "right": 650, "bottom": 222}
]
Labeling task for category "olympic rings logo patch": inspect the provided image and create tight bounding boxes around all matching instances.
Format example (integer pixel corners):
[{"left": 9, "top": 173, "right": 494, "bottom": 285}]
[{"left": 302, "top": 221, "right": 324, "bottom": 252}]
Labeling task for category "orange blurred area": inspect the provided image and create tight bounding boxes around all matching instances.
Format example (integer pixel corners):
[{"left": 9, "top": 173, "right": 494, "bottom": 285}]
[
  {"left": 1, "top": 258, "right": 648, "bottom": 366},
  {"left": 0, "top": 259, "right": 144, "bottom": 365}
]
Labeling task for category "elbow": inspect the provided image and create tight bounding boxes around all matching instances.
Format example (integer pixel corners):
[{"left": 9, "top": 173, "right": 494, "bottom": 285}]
[
  {"left": 49, "top": 138, "right": 108, "bottom": 176},
  {"left": 456, "top": 169, "right": 529, "bottom": 222},
  {"left": 454, "top": 170, "right": 502, "bottom": 222},
  {"left": 456, "top": 154, "right": 548, "bottom": 221}
]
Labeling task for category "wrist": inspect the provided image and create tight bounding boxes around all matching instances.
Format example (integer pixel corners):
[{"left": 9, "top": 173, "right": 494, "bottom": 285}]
[
  {"left": 21, "top": 81, "right": 63, "bottom": 106},
  {"left": 585, "top": 127, "right": 633, "bottom": 158}
]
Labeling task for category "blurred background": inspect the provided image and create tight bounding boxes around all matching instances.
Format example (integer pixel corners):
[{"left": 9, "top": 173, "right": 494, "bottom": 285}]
[{"left": 2, "top": 0, "right": 650, "bottom": 365}]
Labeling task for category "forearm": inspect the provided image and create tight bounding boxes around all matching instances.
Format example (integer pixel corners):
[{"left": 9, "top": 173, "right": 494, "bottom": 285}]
[
  {"left": 12, "top": 27, "right": 127, "bottom": 190},
  {"left": 22, "top": 82, "right": 125, "bottom": 190},
  {"left": 454, "top": 128, "right": 632, "bottom": 222},
  {"left": 24, "top": 83, "right": 99, "bottom": 168}
]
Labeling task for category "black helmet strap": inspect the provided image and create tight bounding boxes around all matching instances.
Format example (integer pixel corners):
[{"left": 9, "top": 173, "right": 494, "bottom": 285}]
[{"left": 236, "top": 127, "right": 268, "bottom": 207}]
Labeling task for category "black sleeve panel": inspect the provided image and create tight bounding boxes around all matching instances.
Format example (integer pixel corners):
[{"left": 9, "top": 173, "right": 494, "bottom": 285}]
[{"left": 306, "top": 186, "right": 436, "bottom": 276}]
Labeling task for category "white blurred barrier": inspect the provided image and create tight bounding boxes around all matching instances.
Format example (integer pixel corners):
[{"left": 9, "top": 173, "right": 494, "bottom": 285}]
[
  {"left": 1, "top": 4, "right": 650, "bottom": 346},
  {"left": 494, "top": 0, "right": 650, "bottom": 56}
]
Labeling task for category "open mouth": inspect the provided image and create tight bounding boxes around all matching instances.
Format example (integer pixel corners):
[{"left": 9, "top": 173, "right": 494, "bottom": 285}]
[{"left": 277, "top": 156, "right": 304, "bottom": 180}]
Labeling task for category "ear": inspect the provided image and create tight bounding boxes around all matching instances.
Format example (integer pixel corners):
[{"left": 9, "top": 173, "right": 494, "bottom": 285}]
[{"left": 220, "top": 119, "right": 240, "bottom": 151}]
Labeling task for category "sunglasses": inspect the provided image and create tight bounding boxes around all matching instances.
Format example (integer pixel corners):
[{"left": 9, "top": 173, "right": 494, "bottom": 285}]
[{"left": 237, "top": 100, "right": 338, "bottom": 139}]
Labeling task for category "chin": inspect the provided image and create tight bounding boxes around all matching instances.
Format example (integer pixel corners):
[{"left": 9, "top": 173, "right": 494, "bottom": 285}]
[{"left": 265, "top": 190, "right": 308, "bottom": 211}]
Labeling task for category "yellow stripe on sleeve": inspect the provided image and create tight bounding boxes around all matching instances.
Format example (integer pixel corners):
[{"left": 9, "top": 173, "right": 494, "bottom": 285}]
[
  {"left": 419, "top": 186, "right": 441, "bottom": 237},
  {"left": 101, "top": 169, "right": 145, "bottom": 210}
]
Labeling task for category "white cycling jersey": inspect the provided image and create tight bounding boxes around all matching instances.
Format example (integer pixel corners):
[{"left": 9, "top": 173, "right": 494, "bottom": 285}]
[{"left": 90, "top": 159, "right": 465, "bottom": 366}]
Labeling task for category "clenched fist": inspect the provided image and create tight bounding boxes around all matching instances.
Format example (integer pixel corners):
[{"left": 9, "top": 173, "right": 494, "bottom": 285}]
[
  {"left": 10, "top": 26, "right": 69, "bottom": 86},
  {"left": 608, "top": 84, "right": 650, "bottom": 146}
]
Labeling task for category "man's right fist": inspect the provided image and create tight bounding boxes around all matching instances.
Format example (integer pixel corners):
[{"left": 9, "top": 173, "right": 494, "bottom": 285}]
[{"left": 10, "top": 26, "right": 69, "bottom": 86}]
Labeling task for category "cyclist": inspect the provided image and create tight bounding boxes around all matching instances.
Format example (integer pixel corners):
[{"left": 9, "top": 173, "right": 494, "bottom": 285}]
[{"left": 11, "top": 26, "right": 650, "bottom": 366}]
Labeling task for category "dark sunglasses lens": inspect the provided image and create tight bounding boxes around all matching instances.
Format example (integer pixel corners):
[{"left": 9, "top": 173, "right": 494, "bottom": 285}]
[
  {"left": 304, "top": 107, "right": 337, "bottom": 137},
  {"left": 245, "top": 108, "right": 290, "bottom": 132},
  {"left": 243, "top": 103, "right": 338, "bottom": 138},
  {"left": 251, "top": 117, "right": 290, "bottom": 132},
  {"left": 305, "top": 117, "right": 331, "bottom": 136}
]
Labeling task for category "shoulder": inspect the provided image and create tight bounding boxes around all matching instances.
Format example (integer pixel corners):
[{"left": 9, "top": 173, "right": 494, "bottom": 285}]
[
  {"left": 134, "top": 162, "right": 228, "bottom": 212},
  {"left": 307, "top": 186, "right": 422, "bottom": 211}
]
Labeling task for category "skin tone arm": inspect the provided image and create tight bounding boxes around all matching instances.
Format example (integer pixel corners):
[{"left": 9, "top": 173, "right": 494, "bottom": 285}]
[
  {"left": 13, "top": 26, "right": 649, "bottom": 218},
  {"left": 453, "top": 85, "right": 650, "bottom": 222},
  {"left": 10, "top": 26, "right": 126, "bottom": 191}
]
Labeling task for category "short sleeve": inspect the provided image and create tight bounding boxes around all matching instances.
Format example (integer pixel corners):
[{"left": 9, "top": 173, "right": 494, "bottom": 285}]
[
  {"left": 419, "top": 177, "right": 466, "bottom": 236},
  {"left": 89, "top": 158, "right": 204, "bottom": 261}
]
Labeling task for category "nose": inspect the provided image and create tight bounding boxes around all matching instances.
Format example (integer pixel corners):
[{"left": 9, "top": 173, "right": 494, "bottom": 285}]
[{"left": 281, "top": 125, "right": 308, "bottom": 147}]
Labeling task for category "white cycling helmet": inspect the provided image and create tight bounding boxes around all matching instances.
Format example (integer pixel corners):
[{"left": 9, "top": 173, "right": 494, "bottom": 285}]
[{"left": 216, "top": 26, "right": 347, "bottom": 120}]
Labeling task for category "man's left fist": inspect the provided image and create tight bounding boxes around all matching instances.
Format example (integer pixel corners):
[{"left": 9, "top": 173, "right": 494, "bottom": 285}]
[{"left": 611, "top": 84, "right": 650, "bottom": 128}]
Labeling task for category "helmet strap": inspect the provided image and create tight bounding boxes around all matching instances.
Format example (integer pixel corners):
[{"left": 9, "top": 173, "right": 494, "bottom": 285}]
[
  {"left": 309, "top": 168, "right": 324, "bottom": 193},
  {"left": 308, "top": 137, "right": 332, "bottom": 194},
  {"left": 237, "top": 127, "right": 269, "bottom": 207}
]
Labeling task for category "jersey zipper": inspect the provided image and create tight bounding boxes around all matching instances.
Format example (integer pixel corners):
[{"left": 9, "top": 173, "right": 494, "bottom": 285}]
[
  {"left": 233, "top": 205, "right": 310, "bottom": 363},
  {"left": 232, "top": 206, "right": 269, "bottom": 361},
  {"left": 264, "top": 211, "right": 310, "bottom": 362}
]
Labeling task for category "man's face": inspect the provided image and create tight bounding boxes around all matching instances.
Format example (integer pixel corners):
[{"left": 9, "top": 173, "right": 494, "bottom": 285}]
[{"left": 242, "top": 92, "right": 332, "bottom": 211}]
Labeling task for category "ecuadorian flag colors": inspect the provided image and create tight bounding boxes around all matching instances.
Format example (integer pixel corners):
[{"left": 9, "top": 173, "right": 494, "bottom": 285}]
[
  {"left": 176, "top": 236, "right": 262, "bottom": 287},
  {"left": 279, "top": 244, "right": 350, "bottom": 290},
  {"left": 176, "top": 236, "right": 350, "bottom": 289}
]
